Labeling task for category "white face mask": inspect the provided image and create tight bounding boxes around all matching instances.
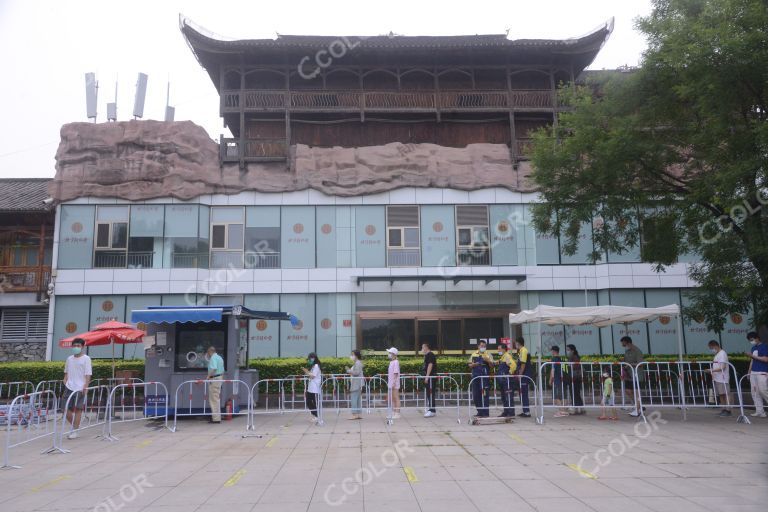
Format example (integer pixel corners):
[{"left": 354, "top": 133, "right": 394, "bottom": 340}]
[
  {"left": 388, "top": 353, "right": 394, "bottom": 360},
  {"left": 497, "top": 351, "right": 503, "bottom": 356},
  {"left": 350, "top": 355, "right": 356, "bottom": 361},
  {"left": 479, "top": 347, "right": 486, "bottom": 353},
  {"left": 710, "top": 348, "right": 717, "bottom": 354},
  {"left": 750, "top": 340, "right": 758, "bottom": 346}
]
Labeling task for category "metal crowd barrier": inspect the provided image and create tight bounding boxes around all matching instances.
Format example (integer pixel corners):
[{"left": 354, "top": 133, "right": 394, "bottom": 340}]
[
  {"left": 56, "top": 385, "right": 111, "bottom": 450},
  {"left": 0, "top": 381, "right": 35, "bottom": 404},
  {"left": 537, "top": 362, "right": 636, "bottom": 422},
  {"left": 250, "top": 377, "right": 324, "bottom": 428},
  {"left": 392, "top": 375, "right": 462, "bottom": 423},
  {"left": 103, "top": 381, "right": 169, "bottom": 441},
  {"left": 171, "top": 379, "right": 252, "bottom": 432},
  {"left": 636, "top": 361, "right": 748, "bottom": 423},
  {"left": 34, "top": 380, "right": 65, "bottom": 400},
  {"left": 466, "top": 374, "right": 539, "bottom": 424},
  {"left": 739, "top": 371, "right": 768, "bottom": 424},
  {"left": 1, "top": 390, "right": 62, "bottom": 469},
  {"left": 321, "top": 375, "right": 370, "bottom": 415}
]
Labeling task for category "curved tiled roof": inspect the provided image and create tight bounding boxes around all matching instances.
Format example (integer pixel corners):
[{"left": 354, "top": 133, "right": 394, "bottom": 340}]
[{"left": 0, "top": 178, "right": 52, "bottom": 212}]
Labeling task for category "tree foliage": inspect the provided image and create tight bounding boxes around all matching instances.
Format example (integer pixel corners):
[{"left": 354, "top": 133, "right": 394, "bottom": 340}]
[{"left": 530, "top": 0, "right": 768, "bottom": 331}]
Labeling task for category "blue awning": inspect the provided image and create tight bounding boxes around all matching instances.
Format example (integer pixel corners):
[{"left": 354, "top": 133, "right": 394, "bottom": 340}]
[{"left": 131, "top": 308, "right": 224, "bottom": 324}]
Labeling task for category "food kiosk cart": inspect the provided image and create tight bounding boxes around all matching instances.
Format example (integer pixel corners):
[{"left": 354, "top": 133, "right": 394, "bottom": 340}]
[{"left": 131, "top": 305, "right": 297, "bottom": 416}]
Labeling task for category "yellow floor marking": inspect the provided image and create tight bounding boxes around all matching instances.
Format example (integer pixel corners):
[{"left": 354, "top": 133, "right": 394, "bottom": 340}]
[
  {"left": 30, "top": 475, "right": 71, "bottom": 492},
  {"left": 565, "top": 463, "right": 597, "bottom": 479},
  {"left": 136, "top": 439, "right": 153, "bottom": 448},
  {"left": 403, "top": 467, "right": 418, "bottom": 482},
  {"left": 265, "top": 436, "right": 278, "bottom": 448},
  {"left": 223, "top": 469, "right": 247, "bottom": 487},
  {"left": 507, "top": 432, "right": 526, "bottom": 444}
]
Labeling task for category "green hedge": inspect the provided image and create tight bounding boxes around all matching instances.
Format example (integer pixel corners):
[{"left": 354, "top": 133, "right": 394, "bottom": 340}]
[{"left": 0, "top": 355, "right": 752, "bottom": 386}]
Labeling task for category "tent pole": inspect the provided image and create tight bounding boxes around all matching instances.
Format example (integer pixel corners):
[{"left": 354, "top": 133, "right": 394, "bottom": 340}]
[
  {"left": 111, "top": 335, "right": 116, "bottom": 380},
  {"left": 537, "top": 319, "right": 543, "bottom": 423}
]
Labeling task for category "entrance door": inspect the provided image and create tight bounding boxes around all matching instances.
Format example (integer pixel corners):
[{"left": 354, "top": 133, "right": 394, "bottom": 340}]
[{"left": 416, "top": 320, "right": 438, "bottom": 351}]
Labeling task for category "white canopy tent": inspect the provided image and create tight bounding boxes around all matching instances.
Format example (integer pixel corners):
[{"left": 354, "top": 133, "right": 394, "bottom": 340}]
[{"left": 509, "top": 303, "right": 684, "bottom": 359}]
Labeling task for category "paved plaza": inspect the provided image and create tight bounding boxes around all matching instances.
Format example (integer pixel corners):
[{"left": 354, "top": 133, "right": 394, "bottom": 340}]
[{"left": 0, "top": 409, "right": 765, "bottom": 512}]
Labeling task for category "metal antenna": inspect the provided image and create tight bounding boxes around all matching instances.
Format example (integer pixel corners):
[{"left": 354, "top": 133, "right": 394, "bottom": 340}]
[
  {"left": 107, "top": 74, "right": 118, "bottom": 122},
  {"left": 165, "top": 76, "right": 175, "bottom": 122}
]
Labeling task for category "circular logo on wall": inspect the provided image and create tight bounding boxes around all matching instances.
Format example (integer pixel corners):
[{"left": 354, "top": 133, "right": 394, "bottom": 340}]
[
  {"left": 65, "top": 322, "right": 77, "bottom": 334},
  {"left": 659, "top": 316, "right": 671, "bottom": 325},
  {"left": 293, "top": 223, "right": 304, "bottom": 234},
  {"left": 71, "top": 222, "right": 83, "bottom": 234},
  {"left": 497, "top": 220, "right": 510, "bottom": 233},
  {"left": 432, "top": 222, "right": 444, "bottom": 233},
  {"left": 365, "top": 225, "right": 376, "bottom": 236},
  {"left": 102, "top": 300, "right": 114, "bottom": 312},
  {"left": 256, "top": 320, "right": 268, "bottom": 331},
  {"left": 136, "top": 322, "right": 147, "bottom": 331},
  {"left": 321, "top": 224, "right": 332, "bottom": 234},
  {"left": 293, "top": 320, "right": 304, "bottom": 331},
  {"left": 731, "top": 313, "right": 743, "bottom": 324},
  {"left": 320, "top": 318, "right": 332, "bottom": 330}
]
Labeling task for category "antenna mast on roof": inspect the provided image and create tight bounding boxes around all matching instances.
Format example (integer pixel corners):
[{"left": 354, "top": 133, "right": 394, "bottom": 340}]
[
  {"left": 107, "top": 75, "right": 118, "bottom": 122},
  {"left": 164, "top": 77, "right": 175, "bottom": 122},
  {"left": 133, "top": 72, "right": 148, "bottom": 120},
  {"left": 85, "top": 72, "right": 98, "bottom": 122}
]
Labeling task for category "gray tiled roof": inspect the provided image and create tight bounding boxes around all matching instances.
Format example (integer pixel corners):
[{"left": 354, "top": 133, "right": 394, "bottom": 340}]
[{"left": 0, "top": 178, "right": 52, "bottom": 212}]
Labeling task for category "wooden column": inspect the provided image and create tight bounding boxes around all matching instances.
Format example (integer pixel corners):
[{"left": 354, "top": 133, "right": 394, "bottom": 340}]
[
  {"left": 239, "top": 64, "right": 246, "bottom": 169},
  {"left": 549, "top": 69, "right": 558, "bottom": 132},
  {"left": 285, "top": 67, "right": 291, "bottom": 157}
]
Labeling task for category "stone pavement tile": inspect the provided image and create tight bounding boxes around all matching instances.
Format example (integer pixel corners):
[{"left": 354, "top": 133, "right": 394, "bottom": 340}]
[
  {"left": 642, "top": 477, "right": 735, "bottom": 498},
  {"left": 138, "top": 507, "right": 189, "bottom": 512},
  {"left": 434, "top": 455, "right": 483, "bottom": 467},
  {"left": 525, "top": 497, "right": 596, "bottom": 511},
  {"left": 151, "top": 485, "right": 218, "bottom": 506},
  {"left": 316, "top": 480, "right": 365, "bottom": 503},
  {"left": 491, "top": 464, "right": 541, "bottom": 479},
  {"left": 176, "top": 470, "right": 236, "bottom": 487},
  {"left": 204, "top": 483, "right": 267, "bottom": 504},
  {"left": 410, "top": 480, "right": 472, "bottom": 501},
  {"left": 0, "top": 490, "right": 60, "bottom": 511},
  {"left": 641, "top": 497, "right": 709, "bottom": 512},
  {"left": 258, "top": 483, "right": 316, "bottom": 503},
  {"left": 406, "top": 466, "right": 454, "bottom": 481},
  {"left": 363, "top": 501, "right": 422, "bottom": 512},
  {"left": 307, "top": 501, "right": 366, "bottom": 512},
  {"left": 197, "top": 503, "right": 256, "bottom": 512},
  {"left": 418, "top": 499, "right": 481, "bottom": 512},
  {"left": 581, "top": 496, "right": 654, "bottom": 511},
  {"left": 553, "top": 479, "right": 623, "bottom": 498},
  {"left": 251, "top": 503, "right": 310, "bottom": 512},
  {"left": 687, "top": 496, "right": 768, "bottom": 511},
  {"left": 445, "top": 465, "right": 499, "bottom": 481},
  {"left": 723, "top": 484, "right": 768, "bottom": 504},
  {"left": 362, "top": 481, "right": 414, "bottom": 502},
  {"left": 428, "top": 445, "right": 466, "bottom": 456},
  {"left": 598, "top": 478, "right": 673, "bottom": 497},
  {"left": 503, "top": 479, "right": 569, "bottom": 499}
]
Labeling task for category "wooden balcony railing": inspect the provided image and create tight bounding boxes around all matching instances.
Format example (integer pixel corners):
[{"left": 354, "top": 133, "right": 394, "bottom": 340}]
[
  {"left": 221, "top": 89, "right": 554, "bottom": 113},
  {"left": 0, "top": 266, "right": 51, "bottom": 293},
  {"left": 221, "top": 138, "right": 288, "bottom": 161}
]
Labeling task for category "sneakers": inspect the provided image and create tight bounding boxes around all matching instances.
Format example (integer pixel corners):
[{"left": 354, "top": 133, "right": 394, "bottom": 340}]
[
  {"left": 519, "top": 412, "right": 531, "bottom": 418},
  {"left": 392, "top": 413, "right": 401, "bottom": 419},
  {"left": 750, "top": 411, "right": 767, "bottom": 418},
  {"left": 553, "top": 412, "right": 569, "bottom": 418},
  {"left": 717, "top": 410, "right": 732, "bottom": 417},
  {"left": 67, "top": 431, "right": 78, "bottom": 439},
  {"left": 628, "top": 410, "right": 640, "bottom": 417},
  {"left": 424, "top": 411, "right": 436, "bottom": 418}
]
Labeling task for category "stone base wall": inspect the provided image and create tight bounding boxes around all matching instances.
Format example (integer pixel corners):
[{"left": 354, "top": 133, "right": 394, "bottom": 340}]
[{"left": 0, "top": 342, "right": 47, "bottom": 362}]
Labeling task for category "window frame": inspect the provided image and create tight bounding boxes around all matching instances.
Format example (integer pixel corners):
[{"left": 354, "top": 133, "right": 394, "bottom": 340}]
[
  {"left": 455, "top": 205, "right": 490, "bottom": 266},
  {"left": 385, "top": 205, "right": 421, "bottom": 267}
]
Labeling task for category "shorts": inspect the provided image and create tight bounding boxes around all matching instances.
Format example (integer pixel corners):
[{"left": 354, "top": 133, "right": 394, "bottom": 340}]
[
  {"left": 713, "top": 381, "right": 730, "bottom": 395},
  {"left": 62, "top": 388, "right": 85, "bottom": 411},
  {"left": 601, "top": 396, "right": 615, "bottom": 406}
]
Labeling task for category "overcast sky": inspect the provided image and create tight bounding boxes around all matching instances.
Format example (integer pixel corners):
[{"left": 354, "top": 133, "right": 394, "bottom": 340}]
[{"left": 0, "top": 0, "right": 652, "bottom": 178}]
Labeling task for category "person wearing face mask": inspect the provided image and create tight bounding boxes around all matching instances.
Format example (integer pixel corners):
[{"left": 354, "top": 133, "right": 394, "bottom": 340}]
[
  {"left": 468, "top": 340, "right": 493, "bottom": 418},
  {"left": 346, "top": 350, "right": 364, "bottom": 420},
  {"left": 206, "top": 346, "right": 225, "bottom": 423},
  {"left": 706, "top": 340, "right": 731, "bottom": 417},
  {"left": 746, "top": 332, "right": 768, "bottom": 418},
  {"left": 620, "top": 336, "right": 644, "bottom": 417},
  {"left": 63, "top": 338, "right": 92, "bottom": 439},
  {"left": 566, "top": 344, "right": 584, "bottom": 415},
  {"left": 421, "top": 343, "right": 437, "bottom": 418},
  {"left": 386, "top": 348, "right": 401, "bottom": 419},
  {"left": 495, "top": 342, "right": 517, "bottom": 417},
  {"left": 302, "top": 352, "right": 323, "bottom": 422}
]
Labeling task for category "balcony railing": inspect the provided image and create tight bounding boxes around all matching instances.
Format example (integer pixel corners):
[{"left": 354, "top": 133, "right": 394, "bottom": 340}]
[
  {"left": 221, "top": 89, "right": 553, "bottom": 113},
  {"left": 0, "top": 266, "right": 51, "bottom": 293},
  {"left": 172, "top": 252, "right": 209, "bottom": 269},
  {"left": 387, "top": 249, "right": 421, "bottom": 267},
  {"left": 245, "top": 251, "right": 280, "bottom": 269},
  {"left": 210, "top": 251, "right": 244, "bottom": 269},
  {"left": 457, "top": 247, "right": 490, "bottom": 266},
  {"left": 93, "top": 251, "right": 154, "bottom": 269}
]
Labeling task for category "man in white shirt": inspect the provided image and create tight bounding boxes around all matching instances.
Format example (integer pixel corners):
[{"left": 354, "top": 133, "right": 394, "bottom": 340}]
[
  {"left": 707, "top": 340, "right": 731, "bottom": 417},
  {"left": 63, "top": 338, "right": 93, "bottom": 438}
]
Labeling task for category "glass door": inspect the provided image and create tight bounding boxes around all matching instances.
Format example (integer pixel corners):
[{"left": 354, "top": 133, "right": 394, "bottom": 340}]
[
  {"left": 440, "top": 320, "right": 463, "bottom": 354},
  {"left": 416, "top": 320, "right": 439, "bottom": 352}
]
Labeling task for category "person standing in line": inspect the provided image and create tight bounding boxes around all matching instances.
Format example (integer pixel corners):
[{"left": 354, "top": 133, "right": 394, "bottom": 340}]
[
  {"left": 469, "top": 340, "right": 493, "bottom": 418},
  {"left": 386, "top": 347, "right": 401, "bottom": 419},
  {"left": 421, "top": 343, "right": 438, "bottom": 418},
  {"left": 346, "top": 350, "right": 364, "bottom": 420},
  {"left": 706, "top": 340, "right": 732, "bottom": 417},
  {"left": 495, "top": 342, "right": 517, "bottom": 417},
  {"left": 63, "top": 338, "right": 92, "bottom": 439},
  {"left": 566, "top": 344, "right": 585, "bottom": 415},
  {"left": 598, "top": 371, "right": 617, "bottom": 420},
  {"left": 206, "top": 345, "right": 225, "bottom": 424},
  {"left": 746, "top": 332, "right": 768, "bottom": 418},
  {"left": 302, "top": 352, "right": 322, "bottom": 422},
  {"left": 550, "top": 346, "right": 569, "bottom": 418},
  {"left": 620, "top": 336, "right": 644, "bottom": 417},
  {"left": 514, "top": 337, "right": 532, "bottom": 418}
]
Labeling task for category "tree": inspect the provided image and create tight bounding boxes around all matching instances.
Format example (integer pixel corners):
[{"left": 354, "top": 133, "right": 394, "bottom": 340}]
[{"left": 529, "top": 0, "right": 768, "bottom": 332}]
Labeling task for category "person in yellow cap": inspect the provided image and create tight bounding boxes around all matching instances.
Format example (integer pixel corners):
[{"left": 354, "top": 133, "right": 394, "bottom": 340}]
[
  {"left": 468, "top": 340, "right": 494, "bottom": 417},
  {"left": 495, "top": 341, "right": 517, "bottom": 417}
]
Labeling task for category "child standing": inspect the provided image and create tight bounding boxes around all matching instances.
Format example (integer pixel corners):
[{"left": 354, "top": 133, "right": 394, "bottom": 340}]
[
  {"left": 386, "top": 347, "right": 401, "bottom": 419},
  {"left": 599, "top": 371, "right": 617, "bottom": 420}
]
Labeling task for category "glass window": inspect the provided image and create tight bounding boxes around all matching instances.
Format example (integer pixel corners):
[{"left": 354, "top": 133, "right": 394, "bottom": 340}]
[
  {"left": 464, "top": 317, "right": 503, "bottom": 348},
  {"left": 456, "top": 206, "right": 490, "bottom": 266},
  {"left": 227, "top": 224, "right": 244, "bottom": 250},
  {"left": 111, "top": 222, "right": 128, "bottom": 249},
  {"left": 458, "top": 228, "right": 472, "bottom": 246},
  {"left": 360, "top": 318, "right": 415, "bottom": 353},
  {"left": 96, "top": 224, "right": 110, "bottom": 248},
  {"left": 212, "top": 225, "right": 226, "bottom": 249},
  {"left": 168, "top": 238, "right": 209, "bottom": 268},
  {"left": 388, "top": 228, "right": 402, "bottom": 247},
  {"left": 404, "top": 227, "right": 419, "bottom": 248},
  {"left": 386, "top": 206, "right": 420, "bottom": 267},
  {"left": 175, "top": 324, "right": 226, "bottom": 372},
  {"left": 245, "top": 227, "right": 280, "bottom": 268}
]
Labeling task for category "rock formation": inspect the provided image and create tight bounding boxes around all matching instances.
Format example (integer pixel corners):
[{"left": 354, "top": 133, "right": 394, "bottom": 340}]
[{"left": 50, "top": 120, "right": 534, "bottom": 202}]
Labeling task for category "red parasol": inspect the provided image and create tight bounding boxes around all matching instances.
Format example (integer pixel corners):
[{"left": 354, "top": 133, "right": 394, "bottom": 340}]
[{"left": 58, "top": 321, "right": 146, "bottom": 378}]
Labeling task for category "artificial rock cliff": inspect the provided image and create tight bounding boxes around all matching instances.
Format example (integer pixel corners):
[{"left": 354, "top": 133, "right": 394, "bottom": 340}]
[{"left": 50, "top": 120, "right": 534, "bottom": 202}]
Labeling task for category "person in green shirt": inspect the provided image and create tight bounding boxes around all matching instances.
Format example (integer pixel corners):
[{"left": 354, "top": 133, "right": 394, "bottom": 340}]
[
  {"left": 599, "top": 371, "right": 617, "bottom": 421},
  {"left": 206, "top": 346, "right": 225, "bottom": 423}
]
